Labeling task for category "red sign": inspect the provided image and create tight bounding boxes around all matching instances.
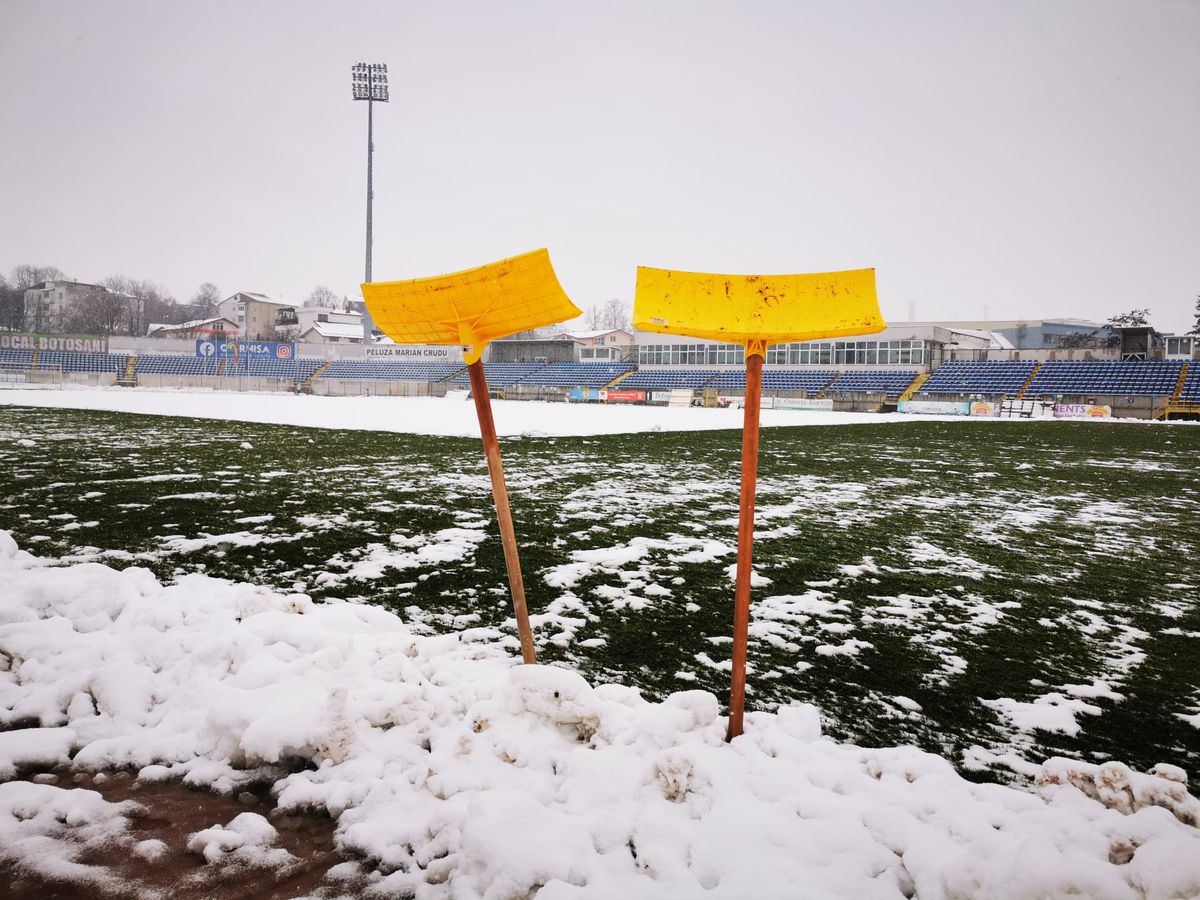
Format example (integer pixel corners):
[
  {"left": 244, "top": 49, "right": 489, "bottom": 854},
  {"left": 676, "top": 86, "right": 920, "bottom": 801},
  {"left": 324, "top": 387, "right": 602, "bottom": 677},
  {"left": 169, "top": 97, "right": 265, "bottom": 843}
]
[{"left": 604, "top": 389, "right": 645, "bottom": 403}]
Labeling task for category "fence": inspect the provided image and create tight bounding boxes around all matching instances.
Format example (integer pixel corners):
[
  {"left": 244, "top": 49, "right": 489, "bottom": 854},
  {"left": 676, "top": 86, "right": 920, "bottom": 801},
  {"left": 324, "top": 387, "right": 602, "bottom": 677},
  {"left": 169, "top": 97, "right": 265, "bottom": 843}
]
[{"left": 0, "top": 363, "right": 63, "bottom": 389}]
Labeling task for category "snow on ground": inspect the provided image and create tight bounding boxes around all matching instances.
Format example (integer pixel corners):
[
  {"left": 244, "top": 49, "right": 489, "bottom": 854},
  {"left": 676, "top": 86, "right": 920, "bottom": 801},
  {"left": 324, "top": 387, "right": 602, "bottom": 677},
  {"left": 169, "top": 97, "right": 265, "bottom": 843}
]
[
  {"left": 2, "top": 531, "right": 1199, "bottom": 898},
  {"left": 0, "top": 386, "right": 1140, "bottom": 438}
]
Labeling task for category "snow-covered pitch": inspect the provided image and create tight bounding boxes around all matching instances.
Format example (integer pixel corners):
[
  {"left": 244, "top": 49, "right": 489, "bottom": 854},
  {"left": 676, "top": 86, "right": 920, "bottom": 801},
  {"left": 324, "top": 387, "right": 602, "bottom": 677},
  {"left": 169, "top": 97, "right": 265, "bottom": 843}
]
[
  {"left": 2, "top": 531, "right": 1198, "bottom": 898},
  {"left": 0, "top": 386, "right": 1171, "bottom": 438}
]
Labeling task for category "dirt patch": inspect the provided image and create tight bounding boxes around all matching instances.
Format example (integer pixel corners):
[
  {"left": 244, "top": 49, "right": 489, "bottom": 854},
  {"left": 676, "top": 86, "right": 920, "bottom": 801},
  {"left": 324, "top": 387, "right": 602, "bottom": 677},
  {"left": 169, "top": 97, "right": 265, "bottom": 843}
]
[{"left": 1, "top": 769, "right": 364, "bottom": 899}]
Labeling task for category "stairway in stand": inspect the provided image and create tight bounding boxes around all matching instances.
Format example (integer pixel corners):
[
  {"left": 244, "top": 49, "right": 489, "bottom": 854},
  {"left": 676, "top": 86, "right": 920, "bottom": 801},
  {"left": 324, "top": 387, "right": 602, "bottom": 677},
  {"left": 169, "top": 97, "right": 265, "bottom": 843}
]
[
  {"left": 1014, "top": 362, "right": 1042, "bottom": 400},
  {"left": 898, "top": 372, "right": 929, "bottom": 402}
]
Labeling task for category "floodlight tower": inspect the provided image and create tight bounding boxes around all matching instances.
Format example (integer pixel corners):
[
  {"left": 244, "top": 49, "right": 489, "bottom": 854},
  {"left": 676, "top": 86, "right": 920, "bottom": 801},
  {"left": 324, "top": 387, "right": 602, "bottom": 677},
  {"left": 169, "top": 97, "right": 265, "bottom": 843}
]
[{"left": 352, "top": 62, "right": 389, "bottom": 340}]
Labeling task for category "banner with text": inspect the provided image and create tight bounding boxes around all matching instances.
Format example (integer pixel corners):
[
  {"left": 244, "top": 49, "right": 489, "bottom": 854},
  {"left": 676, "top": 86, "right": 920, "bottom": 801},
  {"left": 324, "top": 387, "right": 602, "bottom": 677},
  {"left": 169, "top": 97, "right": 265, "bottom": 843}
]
[
  {"left": 196, "top": 340, "right": 296, "bottom": 361},
  {"left": 0, "top": 332, "right": 109, "bottom": 353},
  {"left": 365, "top": 344, "right": 457, "bottom": 360},
  {"left": 604, "top": 389, "right": 646, "bottom": 404},
  {"left": 1054, "top": 404, "right": 1112, "bottom": 419},
  {"left": 898, "top": 400, "right": 971, "bottom": 416},
  {"left": 774, "top": 397, "right": 834, "bottom": 411}
]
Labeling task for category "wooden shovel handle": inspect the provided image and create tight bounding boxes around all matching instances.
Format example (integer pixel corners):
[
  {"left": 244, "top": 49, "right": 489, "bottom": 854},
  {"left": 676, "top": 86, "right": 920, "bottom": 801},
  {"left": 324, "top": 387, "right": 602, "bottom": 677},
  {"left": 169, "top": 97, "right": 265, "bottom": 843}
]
[
  {"left": 468, "top": 360, "right": 537, "bottom": 664},
  {"left": 726, "top": 351, "right": 763, "bottom": 740}
]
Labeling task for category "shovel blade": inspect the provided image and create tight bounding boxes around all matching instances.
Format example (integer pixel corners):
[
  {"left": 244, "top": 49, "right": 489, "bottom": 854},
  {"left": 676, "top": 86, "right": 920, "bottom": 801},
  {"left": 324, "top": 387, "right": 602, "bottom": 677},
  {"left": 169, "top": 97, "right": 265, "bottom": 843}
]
[
  {"left": 362, "top": 249, "right": 583, "bottom": 362},
  {"left": 633, "top": 266, "right": 884, "bottom": 347}
]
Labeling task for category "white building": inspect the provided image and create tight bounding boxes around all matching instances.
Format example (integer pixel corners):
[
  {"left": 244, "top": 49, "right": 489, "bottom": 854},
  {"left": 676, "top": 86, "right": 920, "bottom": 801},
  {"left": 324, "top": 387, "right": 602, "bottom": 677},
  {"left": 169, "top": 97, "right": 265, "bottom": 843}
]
[
  {"left": 147, "top": 317, "right": 238, "bottom": 340},
  {"left": 633, "top": 324, "right": 950, "bottom": 372},
  {"left": 215, "top": 292, "right": 297, "bottom": 341},
  {"left": 550, "top": 328, "right": 635, "bottom": 362},
  {"left": 290, "top": 306, "right": 363, "bottom": 345},
  {"left": 23, "top": 280, "right": 108, "bottom": 332}
]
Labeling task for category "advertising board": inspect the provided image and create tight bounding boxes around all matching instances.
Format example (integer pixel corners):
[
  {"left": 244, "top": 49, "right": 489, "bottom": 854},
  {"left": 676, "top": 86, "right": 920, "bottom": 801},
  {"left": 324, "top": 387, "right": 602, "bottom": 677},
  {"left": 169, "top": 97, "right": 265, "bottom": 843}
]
[
  {"left": 0, "top": 332, "right": 109, "bottom": 353},
  {"left": 774, "top": 398, "right": 834, "bottom": 411},
  {"left": 604, "top": 389, "right": 646, "bottom": 403},
  {"left": 196, "top": 340, "right": 296, "bottom": 360},
  {"left": 897, "top": 400, "right": 970, "bottom": 415},
  {"left": 1054, "top": 404, "right": 1112, "bottom": 418},
  {"left": 365, "top": 344, "right": 457, "bottom": 360}
]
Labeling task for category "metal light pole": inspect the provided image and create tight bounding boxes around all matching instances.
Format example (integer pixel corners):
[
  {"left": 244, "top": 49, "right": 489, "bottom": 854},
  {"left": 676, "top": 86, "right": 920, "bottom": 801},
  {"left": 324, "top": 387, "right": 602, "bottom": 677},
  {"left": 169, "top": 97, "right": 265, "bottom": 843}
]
[{"left": 352, "top": 62, "right": 389, "bottom": 341}]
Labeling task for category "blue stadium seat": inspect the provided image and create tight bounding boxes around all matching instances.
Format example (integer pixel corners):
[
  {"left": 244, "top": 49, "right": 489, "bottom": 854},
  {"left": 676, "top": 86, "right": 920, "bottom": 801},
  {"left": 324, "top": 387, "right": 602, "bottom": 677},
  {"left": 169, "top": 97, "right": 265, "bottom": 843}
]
[
  {"left": 449, "top": 362, "right": 547, "bottom": 387},
  {"left": 516, "top": 362, "right": 635, "bottom": 388},
  {"left": 827, "top": 370, "right": 919, "bottom": 399},
  {"left": 319, "top": 360, "right": 465, "bottom": 381},
  {"left": 1180, "top": 366, "right": 1200, "bottom": 403},
  {"left": 710, "top": 370, "right": 838, "bottom": 392},
  {"left": 1024, "top": 360, "right": 1184, "bottom": 397},
  {"left": 620, "top": 370, "right": 718, "bottom": 390},
  {"left": 919, "top": 360, "right": 1037, "bottom": 395}
]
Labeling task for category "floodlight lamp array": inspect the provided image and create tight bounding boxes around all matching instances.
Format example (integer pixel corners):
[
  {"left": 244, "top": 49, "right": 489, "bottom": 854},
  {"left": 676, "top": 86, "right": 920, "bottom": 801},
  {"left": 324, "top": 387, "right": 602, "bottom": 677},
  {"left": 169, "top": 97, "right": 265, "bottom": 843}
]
[{"left": 351, "top": 62, "right": 389, "bottom": 101}]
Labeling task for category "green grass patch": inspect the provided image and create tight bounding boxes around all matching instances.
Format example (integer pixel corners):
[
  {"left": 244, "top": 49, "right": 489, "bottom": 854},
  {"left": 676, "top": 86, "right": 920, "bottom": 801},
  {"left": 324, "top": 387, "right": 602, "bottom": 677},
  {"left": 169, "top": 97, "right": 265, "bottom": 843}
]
[{"left": 2, "top": 406, "right": 1198, "bottom": 791}]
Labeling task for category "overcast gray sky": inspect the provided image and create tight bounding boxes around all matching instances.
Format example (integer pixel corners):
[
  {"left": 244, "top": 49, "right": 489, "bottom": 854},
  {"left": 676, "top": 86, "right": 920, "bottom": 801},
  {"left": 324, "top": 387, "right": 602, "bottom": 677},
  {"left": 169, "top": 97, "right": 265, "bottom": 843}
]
[{"left": 2, "top": 0, "right": 1197, "bottom": 331}]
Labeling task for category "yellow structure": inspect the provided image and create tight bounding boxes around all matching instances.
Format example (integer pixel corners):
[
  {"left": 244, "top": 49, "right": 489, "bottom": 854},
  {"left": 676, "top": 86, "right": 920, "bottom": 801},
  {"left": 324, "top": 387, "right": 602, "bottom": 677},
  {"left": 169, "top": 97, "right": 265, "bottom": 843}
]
[
  {"left": 633, "top": 266, "right": 885, "bottom": 356},
  {"left": 361, "top": 248, "right": 581, "bottom": 364}
]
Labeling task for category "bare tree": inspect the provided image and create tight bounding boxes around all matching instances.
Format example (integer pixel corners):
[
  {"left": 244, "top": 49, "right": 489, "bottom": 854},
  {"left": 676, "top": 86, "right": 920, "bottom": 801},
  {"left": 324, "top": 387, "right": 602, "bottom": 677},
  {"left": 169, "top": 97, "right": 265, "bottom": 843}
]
[
  {"left": 64, "top": 284, "right": 126, "bottom": 335},
  {"left": 600, "top": 298, "right": 630, "bottom": 331},
  {"left": 1057, "top": 330, "right": 1101, "bottom": 349},
  {"left": 9, "top": 265, "right": 65, "bottom": 331},
  {"left": 0, "top": 274, "right": 22, "bottom": 331},
  {"left": 307, "top": 285, "right": 340, "bottom": 308},
  {"left": 10, "top": 264, "right": 65, "bottom": 290},
  {"left": 583, "top": 305, "right": 604, "bottom": 330},
  {"left": 100, "top": 276, "right": 175, "bottom": 335},
  {"left": 1102, "top": 308, "right": 1153, "bottom": 348},
  {"left": 190, "top": 282, "right": 222, "bottom": 318},
  {"left": 1190, "top": 294, "right": 1200, "bottom": 336}
]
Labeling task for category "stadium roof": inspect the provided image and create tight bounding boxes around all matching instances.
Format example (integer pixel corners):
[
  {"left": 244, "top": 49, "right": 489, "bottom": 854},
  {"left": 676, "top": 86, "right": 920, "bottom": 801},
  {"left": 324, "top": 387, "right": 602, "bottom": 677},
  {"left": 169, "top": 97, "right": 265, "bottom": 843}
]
[
  {"left": 146, "top": 316, "right": 236, "bottom": 334},
  {"left": 553, "top": 328, "right": 631, "bottom": 340},
  {"left": 225, "top": 291, "right": 296, "bottom": 307},
  {"left": 946, "top": 327, "right": 1017, "bottom": 350}
]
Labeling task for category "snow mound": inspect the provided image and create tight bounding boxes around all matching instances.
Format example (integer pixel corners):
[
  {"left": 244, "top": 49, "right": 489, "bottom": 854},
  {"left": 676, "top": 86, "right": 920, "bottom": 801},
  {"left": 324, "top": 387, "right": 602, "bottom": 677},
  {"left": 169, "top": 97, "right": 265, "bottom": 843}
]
[
  {"left": 187, "top": 811, "right": 295, "bottom": 868},
  {"left": 0, "top": 781, "right": 139, "bottom": 889},
  {"left": 1, "top": 530, "right": 1198, "bottom": 898}
]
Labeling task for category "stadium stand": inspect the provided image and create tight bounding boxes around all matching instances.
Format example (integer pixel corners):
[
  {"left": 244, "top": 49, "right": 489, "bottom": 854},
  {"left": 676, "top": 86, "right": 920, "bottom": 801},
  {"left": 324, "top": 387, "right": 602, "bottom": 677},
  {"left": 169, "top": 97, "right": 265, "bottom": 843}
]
[
  {"left": 226, "top": 357, "right": 325, "bottom": 381},
  {"left": 321, "top": 360, "right": 464, "bottom": 381},
  {"left": 1180, "top": 366, "right": 1200, "bottom": 403},
  {"left": 35, "top": 351, "right": 127, "bottom": 374},
  {"left": 516, "top": 362, "right": 634, "bottom": 388},
  {"left": 620, "top": 370, "right": 718, "bottom": 390},
  {"left": 710, "top": 370, "right": 838, "bottom": 393},
  {"left": 0, "top": 349, "right": 37, "bottom": 369},
  {"left": 1024, "top": 360, "right": 1184, "bottom": 397},
  {"left": 826, "top": 370, "right": 919, "bottom": 398},
  {"left": 918, "top": 360, "right": 1037, "bottom": 395},
  {"left": 134, "top": 355, "right": 222, "bottom": 376},
  {"left": 449, "top": 362, "right": 546, "bottom": 387}
]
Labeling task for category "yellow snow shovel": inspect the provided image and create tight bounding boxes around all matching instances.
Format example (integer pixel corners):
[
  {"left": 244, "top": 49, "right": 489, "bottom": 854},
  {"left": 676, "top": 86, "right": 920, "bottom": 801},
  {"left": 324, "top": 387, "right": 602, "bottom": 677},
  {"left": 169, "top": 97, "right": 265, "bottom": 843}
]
[
  {"left": 633, "top": 266, "right": 885, "bottom": 739},
  {"left": 362, "top": 248, "right": 582, "bottom": 664}
]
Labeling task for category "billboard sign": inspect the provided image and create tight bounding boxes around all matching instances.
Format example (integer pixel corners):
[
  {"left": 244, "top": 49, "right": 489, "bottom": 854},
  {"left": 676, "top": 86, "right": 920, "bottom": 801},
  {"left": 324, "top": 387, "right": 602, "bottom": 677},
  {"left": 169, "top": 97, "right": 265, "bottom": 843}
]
[
  {"left": 1055, "top": 404, "right": 1112, "bottom": 419},
  {"left": 365, "top": 344, "right": 457, "bottom": 360},
  {"left": 898, "top": 400, "right": 970, "bottom": 415},
  {"left": 566, "top": 387, "right": 603, "bottom": 402},
  {"left": 0, "top": 332, "right": 109, "bottom": 353},
  {"left": 774, "top": 398, "right": 834, "bottom": 411},
  {"left": 604, "top": 389, "right": 646, "bottom": 403},
  {"left": 196, "top": 340, "right": 296, "bottom": 361}
]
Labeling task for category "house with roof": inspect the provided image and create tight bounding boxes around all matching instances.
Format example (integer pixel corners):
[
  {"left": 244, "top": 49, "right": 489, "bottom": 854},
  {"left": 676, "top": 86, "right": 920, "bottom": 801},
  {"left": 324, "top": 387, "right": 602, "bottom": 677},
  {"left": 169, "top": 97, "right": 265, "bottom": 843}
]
[
  {"left": 294, "top": 307, "right": 365, "bottom": 345},
  {"left": 215, "top": 292, "right": 298, "bottom": 341},
  {"left": 146, "top": 316, "right": 239, "bottom": 340},
  {"left": 550, "top": 328, "right": 635, "bottom": 362}
]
